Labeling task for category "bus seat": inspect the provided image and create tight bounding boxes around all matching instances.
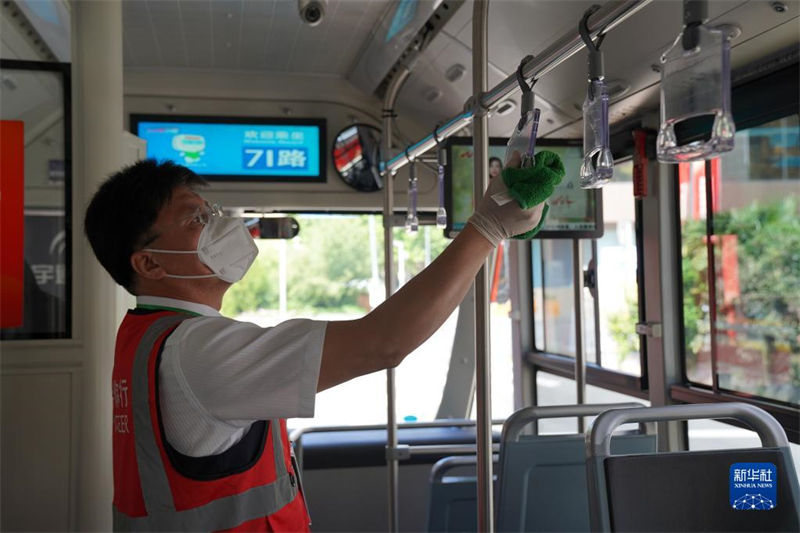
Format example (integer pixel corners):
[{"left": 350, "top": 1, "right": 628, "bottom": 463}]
[
  {"left": 426, "top": 455, "right": 498, "bottom": 532},
  {"left": 293, "top": 423, "right": 500, "bottom": 532},
  {"left": 496, "top": 403, "right": 656, "bottom": 532},
  {"left": 587, "top": 403, "right": 800, "bottom": 532}
]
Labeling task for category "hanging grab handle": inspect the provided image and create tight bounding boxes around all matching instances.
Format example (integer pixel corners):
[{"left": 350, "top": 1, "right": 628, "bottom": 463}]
[
  {"left": 579, "top": 4, "right": 613, "bottom": 188},
  {"left": 656, "top": 0, "right": 734, "bottom": 162},
  {"left": 432, "top": 125, "right": 447, "bottom": 229},
  {"left": 404, "top": 147, "right": 418, "bottom": 233}
]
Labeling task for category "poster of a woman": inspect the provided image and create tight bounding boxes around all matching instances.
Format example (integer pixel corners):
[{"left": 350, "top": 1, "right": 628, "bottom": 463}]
[{"left": 489, "top": 156, "right": 503, "bottom": 179}]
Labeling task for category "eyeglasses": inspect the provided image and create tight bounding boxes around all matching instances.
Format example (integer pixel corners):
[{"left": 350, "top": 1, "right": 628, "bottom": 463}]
[
  {"left": 186, "top": 201, "right": 223, "bottom": 226},
  {"left": 139, "top": 201, "right": 224, "bottom": 250}
]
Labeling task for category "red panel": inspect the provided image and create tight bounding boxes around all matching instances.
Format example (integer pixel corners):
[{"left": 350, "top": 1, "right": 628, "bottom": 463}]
[
  {"left": 490, "top": 241, "right": 504, "bottom": 303},
  {"left": 0, "top": 120, "right": 25, "bottom": 328},
  {"left": 720, "top": 234, "right": 740, "bottom": 340},
  {"left": 710, "top": 157, "right": 722, "bottom": 213}
]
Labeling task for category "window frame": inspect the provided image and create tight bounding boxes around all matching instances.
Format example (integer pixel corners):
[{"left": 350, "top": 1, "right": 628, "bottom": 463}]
[
  {"left": 0, "top": 59, "right": 73, "bottom": 340},
  {"left": 527, "top": 351, "right": 648, "bottom": 400}
]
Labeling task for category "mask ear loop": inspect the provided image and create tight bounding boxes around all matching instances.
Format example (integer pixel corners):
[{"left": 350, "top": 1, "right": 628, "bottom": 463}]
[{"left": 432, "top": 125, "right": 448, "bottom": 229}]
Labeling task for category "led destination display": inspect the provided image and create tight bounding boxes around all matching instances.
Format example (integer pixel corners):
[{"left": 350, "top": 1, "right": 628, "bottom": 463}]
[{"left": 131, "top": 115, "right": 326, "bottom": 182}]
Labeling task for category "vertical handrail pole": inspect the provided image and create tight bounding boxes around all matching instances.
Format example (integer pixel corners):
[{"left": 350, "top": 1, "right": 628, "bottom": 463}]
[
  {"left": 382, "top": 65, "right": 411, "bottom": 533},
  {"left": 573, "top": 239, "right": 587, "bottom": 432},
  {"left": 472, "top": 1, "right": 494, "bottom": 531}
]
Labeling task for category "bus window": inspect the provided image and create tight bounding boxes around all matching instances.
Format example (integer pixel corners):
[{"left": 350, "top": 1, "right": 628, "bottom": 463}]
[
  {"left": 688, "top": 419, "right": 800, "bottom": 479},
  {"left": 535, "top": 371, "right": 649, "bottom": 434},
  {"left": 593, "top": 160, "right": 641, "bottom": 375},
  {"left": 680, "top": 114, "right": 800, "bottom": 405},
  {"left": 531, "top": 158, "right": 644, "bottom": 382},
  {"left": 536, "top": 239, "right": 577, "bottom": 357},
  {"left": 0, "top": 65, "right": 71, "bottom": 340},
  {"left": 220, "top": 214, "right": 518, "bottom": 430}
]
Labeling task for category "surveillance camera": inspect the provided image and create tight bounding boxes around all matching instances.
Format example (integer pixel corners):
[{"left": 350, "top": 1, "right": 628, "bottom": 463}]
[{"left": 298, "top": 0, "right": 326, "bottom": 26}]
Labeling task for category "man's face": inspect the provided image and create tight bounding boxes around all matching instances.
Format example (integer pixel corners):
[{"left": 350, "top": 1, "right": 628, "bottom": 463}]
[{"left": 143, "top": 185, "right": 217, "bottom": 279}]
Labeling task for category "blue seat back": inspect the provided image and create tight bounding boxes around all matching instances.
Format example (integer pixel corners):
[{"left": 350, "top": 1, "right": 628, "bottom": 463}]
[
  {"left": 496, "top": 432, "right": 656, "bottom": 532},
  {"left": 426, "top": 456, "right": 498, "bottom": 532},
  {"left": 427, "top": 475, "right": 482, "bottom": 532}
]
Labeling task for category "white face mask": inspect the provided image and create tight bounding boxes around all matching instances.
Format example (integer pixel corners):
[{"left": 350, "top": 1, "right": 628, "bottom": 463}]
[{"left": 145, "top": 216, "right": 258, "bottom": 283}]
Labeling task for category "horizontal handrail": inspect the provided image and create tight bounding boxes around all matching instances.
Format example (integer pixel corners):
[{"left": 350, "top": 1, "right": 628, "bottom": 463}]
[
  {"left": 430, "top": 454, "right": 500, "bottom": 484},
  {"left": 396, "top": 443, "right": 501, "bottom": 460},
  {"left": 291, "top": 419, "right": 506, "bottom": 470},
  {"left": 502, "top": 402, "right": 645, "bottom": 443},
  {"left": 289, "top": 418, "right": 507, "bottom": 442},
  {"left": 383, "top": 0, "right": 652, "bottom": 174},
  {"left": 588, "top": 402, "right": 789, "bottom": 458}
]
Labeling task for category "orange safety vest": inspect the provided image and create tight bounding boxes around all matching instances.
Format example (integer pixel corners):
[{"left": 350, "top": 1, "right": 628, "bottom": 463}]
[{"left": 112, "top": 308, "right": 311, "bottom": 531}]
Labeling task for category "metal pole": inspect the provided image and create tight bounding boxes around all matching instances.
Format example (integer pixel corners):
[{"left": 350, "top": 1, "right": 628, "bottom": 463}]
[
  {"left": 572, "top": 239, "right": 587, "bottom": 432},
  {"left": 472, "top": 1, "right": 493, "bottom": 531},
  {"left": 385, "top": 0, "right": 651, "bottom": 174},
  {"left": 591, "top": 240, "right": 602, "bottom": 367},
  {"left": 382, "top": 65, "right": 411, "bottom": 533}
]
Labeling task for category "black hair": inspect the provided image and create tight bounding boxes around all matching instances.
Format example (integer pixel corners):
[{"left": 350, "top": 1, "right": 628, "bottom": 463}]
[
  {"left": 84, "top": 159, "right": 206, "bottom": 294},
  {"left": 489, "top": 157, "right": 502, "bottom": 166}
]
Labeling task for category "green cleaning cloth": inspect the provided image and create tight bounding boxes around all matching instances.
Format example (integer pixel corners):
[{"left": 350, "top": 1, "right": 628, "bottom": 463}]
[{"left": 501, "top": 150, "right": 565, "bottom": 239}]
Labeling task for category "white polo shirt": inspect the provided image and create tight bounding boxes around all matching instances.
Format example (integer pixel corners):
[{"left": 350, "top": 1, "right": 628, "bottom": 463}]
[{"left": 136, "top": 296, "right": 327, "bottom": 457}]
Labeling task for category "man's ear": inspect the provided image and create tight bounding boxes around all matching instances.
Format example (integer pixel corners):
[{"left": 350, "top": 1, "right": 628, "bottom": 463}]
[{"left": 131, "top": 251, "right": 165, "bottom": 281}]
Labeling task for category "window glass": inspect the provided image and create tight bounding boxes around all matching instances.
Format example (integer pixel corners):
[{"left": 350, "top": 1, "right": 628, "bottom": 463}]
[
  {"left": 679, "top": 159, "right": 713, "bottom": 385},
  {"left": 534, "top": 371, "right": 648, "bottom": 434},
  {"left": 532, "top": 239, "right": 544, "bottom": 352},
  {"left": 0, "top": 65, "right": 70, "bottom": 339},
  {"left": 541, "top": 239, "right": 576, "bottom": 357},
  {"left": 222, "top": 215, "right": 515, "bottom": 429},
  {"left": 688, "top": 419, "right": 800, "bottom": 479},
  {"left": 582, "top": 239, "right": 597, "bottom": 365},
  {"left": 592, "top": 160, "right": 641, "bottom": 375},
  {"left": 714, "top": 115, "right": 799, "bottom": 404},
  {"left": 468, "top": 285, "right": 527, "bottom": 421},
  {"left": 487, "top": 241, "right": 516, "bottom": 420},
  {"left": 680, "top": 115, "right": 800, "bottom": 404},
  {"left": 532, "top": 159, "right": 642, "bottom": 377}
]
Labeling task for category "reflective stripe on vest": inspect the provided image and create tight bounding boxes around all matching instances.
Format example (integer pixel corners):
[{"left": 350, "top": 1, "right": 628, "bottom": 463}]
[{"left": 114, "top": 315, "right": 297, "bottom": 531}]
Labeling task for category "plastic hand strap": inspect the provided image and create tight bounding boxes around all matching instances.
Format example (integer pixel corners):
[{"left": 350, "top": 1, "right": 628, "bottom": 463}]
[
  {"left": 580, "top": 4, "right": 606, "bottom": 98},
  {"left": 405, "top": 148, "right": 418, "bottom": 233},
  {"left": 656, "top": 22, "right": 734, "bottom": 162},
  {"left": 527, "top": 108, "right": 541, "bottom": 162},
  {"left": 579, "top": 5, "right": 606, "bottom": 54},
  {"left": 515, "top": 55, "right": 535, "bottom": 131},
  {"left": 432, "top": 125, "right": 447, "bottom": 228}
]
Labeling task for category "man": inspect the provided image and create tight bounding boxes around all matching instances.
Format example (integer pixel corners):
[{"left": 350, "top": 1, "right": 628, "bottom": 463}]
[{"left": 85, "top": 152, "right": 544, "bottom": 531}]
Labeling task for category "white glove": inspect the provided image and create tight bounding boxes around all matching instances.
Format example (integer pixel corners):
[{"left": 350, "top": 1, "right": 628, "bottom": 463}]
[{"left": 467, "top": 152, "right": 545, "bottom": 247}]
